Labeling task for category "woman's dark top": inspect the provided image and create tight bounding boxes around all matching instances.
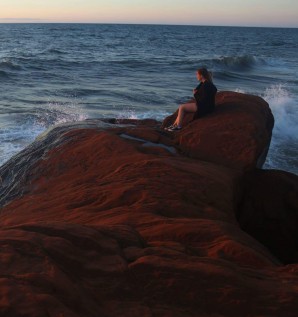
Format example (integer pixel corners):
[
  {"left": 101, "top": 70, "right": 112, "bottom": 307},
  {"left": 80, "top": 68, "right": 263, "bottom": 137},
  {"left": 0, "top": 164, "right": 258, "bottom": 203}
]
[{"left": 194, "top": 80, "right": 217, "bottom": 117}]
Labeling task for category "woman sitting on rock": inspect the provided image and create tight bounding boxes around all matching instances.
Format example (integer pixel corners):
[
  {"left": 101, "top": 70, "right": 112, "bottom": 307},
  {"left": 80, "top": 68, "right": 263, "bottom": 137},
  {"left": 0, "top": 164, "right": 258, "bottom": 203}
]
[{"left": 165, "top": 67, "right": 217, "bottom": 131}]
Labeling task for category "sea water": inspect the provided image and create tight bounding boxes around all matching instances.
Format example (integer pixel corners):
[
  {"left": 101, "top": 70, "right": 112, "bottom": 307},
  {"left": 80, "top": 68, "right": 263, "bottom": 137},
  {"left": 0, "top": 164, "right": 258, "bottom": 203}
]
[{"left": 0, "top": 24, "right": 297, "bottom": 174}]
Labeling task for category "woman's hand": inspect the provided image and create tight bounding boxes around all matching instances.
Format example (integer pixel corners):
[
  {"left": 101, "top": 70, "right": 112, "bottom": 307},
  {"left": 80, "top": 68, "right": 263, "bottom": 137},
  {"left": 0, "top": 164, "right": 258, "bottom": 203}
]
[{"left": 193, "top": 89, "right": 197, "bottom": 95}]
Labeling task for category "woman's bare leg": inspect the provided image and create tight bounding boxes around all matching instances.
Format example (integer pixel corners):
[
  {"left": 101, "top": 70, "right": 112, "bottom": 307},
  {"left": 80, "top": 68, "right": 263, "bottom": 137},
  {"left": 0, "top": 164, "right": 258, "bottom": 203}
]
[{"left": 173, "top": 102, "right": 197, "bottom": 126}]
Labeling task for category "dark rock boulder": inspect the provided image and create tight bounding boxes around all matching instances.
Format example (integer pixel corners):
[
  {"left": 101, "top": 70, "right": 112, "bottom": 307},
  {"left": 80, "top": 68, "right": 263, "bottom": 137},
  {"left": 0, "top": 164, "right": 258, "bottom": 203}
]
[{"left": 236, "top": 169, "right": 298, "bottom": 264}]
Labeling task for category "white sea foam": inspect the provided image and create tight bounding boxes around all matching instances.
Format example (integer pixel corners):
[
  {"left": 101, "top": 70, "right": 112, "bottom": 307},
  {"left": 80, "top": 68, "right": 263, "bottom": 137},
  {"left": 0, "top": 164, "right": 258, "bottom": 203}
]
[
  {"left": 0, "top": 98, "right": 88, "bottom": 166},
  {"left": 0, "top": 122, "right": 44, "bottom": 167},
  {"left": 115, "top": 107, "right": 171, "bottom": 122},
  {"left": 262, "top": 84, "right": 298, "bottom": 140},
  {"left": 34, "top": 98, "right": 88, "bottom": 127},
  {"left": 0, "top": 100, "right": 171, "bottom": 167},
  {"left": 262, "top": 84, "right": 298, "bottom": 174},
  {"left": 234, "top": 88, "right": 246, "bottom": 93},
  {"left": 232, "top": 84, "right": 298, "bottom": 142},
  {"left": 230, "top": 85, "right": 297, "bottom": 174}
]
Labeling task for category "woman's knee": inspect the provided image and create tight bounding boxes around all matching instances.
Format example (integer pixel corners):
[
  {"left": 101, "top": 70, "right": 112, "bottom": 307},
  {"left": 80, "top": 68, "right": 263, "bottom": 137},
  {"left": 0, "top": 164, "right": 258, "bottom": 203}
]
[{"left": 183, "top": 103, "right": 197, "bottom": 112}]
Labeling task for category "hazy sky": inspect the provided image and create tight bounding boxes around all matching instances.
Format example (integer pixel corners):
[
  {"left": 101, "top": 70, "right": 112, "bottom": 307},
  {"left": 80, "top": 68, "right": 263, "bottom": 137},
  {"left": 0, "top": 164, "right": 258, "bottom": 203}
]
[{"left": 0, "top": 0, "right": 297, "bottom": 27}]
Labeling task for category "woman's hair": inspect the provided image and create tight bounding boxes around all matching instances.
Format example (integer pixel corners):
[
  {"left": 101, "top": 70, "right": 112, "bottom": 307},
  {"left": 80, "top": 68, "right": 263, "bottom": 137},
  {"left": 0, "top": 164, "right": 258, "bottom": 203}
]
[{"left": 197, "top": 68, "right": 213, "bottom": 82}]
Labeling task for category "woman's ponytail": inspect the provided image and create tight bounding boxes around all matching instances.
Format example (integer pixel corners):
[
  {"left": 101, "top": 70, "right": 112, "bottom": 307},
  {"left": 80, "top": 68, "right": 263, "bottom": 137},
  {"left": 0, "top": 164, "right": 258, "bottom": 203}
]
[{"left": 208, "top": 71, "right": 213, "bottom": 82}]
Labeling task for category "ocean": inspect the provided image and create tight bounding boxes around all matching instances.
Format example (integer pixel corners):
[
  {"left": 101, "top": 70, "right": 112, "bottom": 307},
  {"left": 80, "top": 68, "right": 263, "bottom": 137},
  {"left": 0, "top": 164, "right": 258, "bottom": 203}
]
[{"left": 0, "top": 24, "right": 297, "bottom": 174}]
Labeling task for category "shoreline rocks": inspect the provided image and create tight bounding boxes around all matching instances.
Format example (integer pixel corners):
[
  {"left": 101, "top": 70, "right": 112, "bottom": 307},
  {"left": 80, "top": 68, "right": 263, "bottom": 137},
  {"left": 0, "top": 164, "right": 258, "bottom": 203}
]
[{"left": 0, "top": 91, "right": 297, "bottom": 317}]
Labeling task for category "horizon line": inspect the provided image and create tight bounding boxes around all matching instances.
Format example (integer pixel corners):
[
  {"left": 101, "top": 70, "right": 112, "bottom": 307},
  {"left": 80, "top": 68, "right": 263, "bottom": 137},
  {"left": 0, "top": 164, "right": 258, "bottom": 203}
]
[{"left": 0, "top": 21, "right": 297, "bottom": 29}]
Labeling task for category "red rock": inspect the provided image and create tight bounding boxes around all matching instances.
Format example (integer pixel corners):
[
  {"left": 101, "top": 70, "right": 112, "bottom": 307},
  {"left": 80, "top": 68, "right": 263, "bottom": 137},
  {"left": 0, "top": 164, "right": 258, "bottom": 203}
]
[
  {"left": 0, "top": 91, "right": 297, "bottom": 316},
  {"left": 162, "top": 91, "right": 274, "bottom": 171}
]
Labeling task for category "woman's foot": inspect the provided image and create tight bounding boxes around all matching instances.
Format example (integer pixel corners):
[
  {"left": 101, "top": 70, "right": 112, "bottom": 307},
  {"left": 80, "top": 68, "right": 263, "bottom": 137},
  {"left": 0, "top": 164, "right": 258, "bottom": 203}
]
[
  {"left": 164, "top": 124, "right": 176, "bottom": 131},
  {"left": 167, "top": 125, "right": 182, "bottom": 131}
]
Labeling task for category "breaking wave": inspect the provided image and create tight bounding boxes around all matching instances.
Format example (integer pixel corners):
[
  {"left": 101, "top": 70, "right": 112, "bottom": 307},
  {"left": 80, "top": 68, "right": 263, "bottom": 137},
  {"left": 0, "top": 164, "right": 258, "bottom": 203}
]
[
  {"left": 0, "top": 59, "right": 22, "bottom": 71},
  {"left": 211, "top": 55, "right": 267, "bottom": 69},
  {"left": 262, "top": 84, "right": 298, "bottom": 174},
  {"left": 0, "top": 99, "right": 88, "bottom": 166},
  {"left": 262, "top": 84, "right": 298, "bottom": 140}
]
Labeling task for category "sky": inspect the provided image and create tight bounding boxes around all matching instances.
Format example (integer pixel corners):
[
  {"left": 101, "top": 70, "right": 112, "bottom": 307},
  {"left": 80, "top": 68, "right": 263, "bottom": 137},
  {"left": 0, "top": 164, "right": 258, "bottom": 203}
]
[{"left": 0, "top": 0, "right": 297, "bottom": 28}]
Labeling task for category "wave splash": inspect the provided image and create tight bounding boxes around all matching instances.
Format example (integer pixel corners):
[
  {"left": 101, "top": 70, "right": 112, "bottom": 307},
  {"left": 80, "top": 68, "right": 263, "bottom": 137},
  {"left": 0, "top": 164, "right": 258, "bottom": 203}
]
[
  {"left": 261, "top": 84, "right": 298, "bottom": 174},
  {"left": 34, "top": 99, "right": 87, "bottom": 128},
  {"left": 262, "top": 84, "right": 298, "bottom": 140},
  {"left": 115, "top": 107, "right": 170, "bottom": 122},
  {"left": 0, "top": 99, "right": 88, "bottom": 166}
]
